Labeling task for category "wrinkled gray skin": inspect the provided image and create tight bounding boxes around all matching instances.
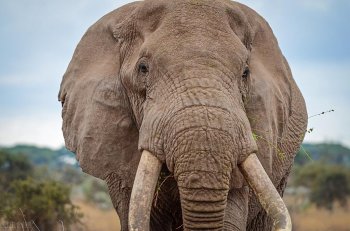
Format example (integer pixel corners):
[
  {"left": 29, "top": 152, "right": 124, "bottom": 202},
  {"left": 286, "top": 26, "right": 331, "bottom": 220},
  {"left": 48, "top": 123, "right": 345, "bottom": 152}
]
[{"left": 59, "top": 0, "right": 307, "bottom": 230}]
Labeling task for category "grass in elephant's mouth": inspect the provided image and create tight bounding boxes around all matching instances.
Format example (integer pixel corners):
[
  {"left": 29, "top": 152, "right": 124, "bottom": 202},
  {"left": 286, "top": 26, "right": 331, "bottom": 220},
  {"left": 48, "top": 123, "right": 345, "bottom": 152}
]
[
  {"left": 154, "top": 174, "right": 174, "bottom": 207},
  {"left": 152, "top": 165, "right": 176, "bottom": 207}
]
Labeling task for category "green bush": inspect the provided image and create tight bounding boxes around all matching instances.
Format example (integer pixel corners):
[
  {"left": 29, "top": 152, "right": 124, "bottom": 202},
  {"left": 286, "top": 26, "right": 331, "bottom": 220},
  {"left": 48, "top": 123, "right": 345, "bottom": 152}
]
[
  {"left": 1, "top": 178, "right": 83, "bottom": 231},
  {"left": 0, "top": 150, "right": 83, "bottom": 230},
  {"left": 294, "top": 162, "right": 350, "bottom": 210},
  {"left": 0, "top": 150, "right": 33, "bottom": 190}
]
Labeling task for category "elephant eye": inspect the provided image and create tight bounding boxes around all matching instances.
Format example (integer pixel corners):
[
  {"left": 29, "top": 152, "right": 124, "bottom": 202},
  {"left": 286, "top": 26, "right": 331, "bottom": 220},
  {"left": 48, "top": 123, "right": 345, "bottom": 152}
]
[
  {"left": 138, "top": 63, "right": 149, "bottom": 75},
  {"left": 242, "top": 67, "right": 250, "bottom": 79}
]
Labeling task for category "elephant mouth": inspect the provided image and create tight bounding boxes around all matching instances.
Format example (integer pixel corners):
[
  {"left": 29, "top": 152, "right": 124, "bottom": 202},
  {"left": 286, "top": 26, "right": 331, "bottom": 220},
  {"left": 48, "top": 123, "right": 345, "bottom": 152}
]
[{"left": 128, "top": 150, "right": 292, "bottom": 231}]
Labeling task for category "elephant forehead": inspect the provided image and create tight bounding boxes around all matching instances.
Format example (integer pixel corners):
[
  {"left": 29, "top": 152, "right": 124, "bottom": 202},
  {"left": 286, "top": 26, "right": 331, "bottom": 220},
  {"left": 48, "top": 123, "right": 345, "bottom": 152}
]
[
  {"left": 168, "top": 1, "right": 228, "bottom": 27},
  {"left": 121, "top": 0, "right": 247, "bottom": 42},
  {"left": 136, "top": 2, "right": 248, "bottom": 69},
  {"left": 150, "top": 1, "right": 239, "bottom": 41}
]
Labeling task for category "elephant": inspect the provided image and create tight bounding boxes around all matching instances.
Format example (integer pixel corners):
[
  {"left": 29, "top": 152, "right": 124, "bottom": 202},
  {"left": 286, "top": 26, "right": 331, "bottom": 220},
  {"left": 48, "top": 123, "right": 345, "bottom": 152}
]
[{"left": 58, "top": 0, "right": 307, "bottom": 230}]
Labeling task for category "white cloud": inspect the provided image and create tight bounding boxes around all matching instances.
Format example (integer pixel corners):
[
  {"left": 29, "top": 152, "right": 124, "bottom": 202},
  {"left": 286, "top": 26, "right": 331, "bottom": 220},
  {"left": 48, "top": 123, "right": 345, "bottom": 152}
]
[
  {"left": 0, "top": 63, "right": 63, "bottom": 87},
  {"left": 0, "top": 0, "right": 134, "bottom": 88},
  {"left": 0, "top": 113, "right": 64, "bottom": 149},
  {"left": 296, "top": 0, "right": 333, "bottom": 12}
]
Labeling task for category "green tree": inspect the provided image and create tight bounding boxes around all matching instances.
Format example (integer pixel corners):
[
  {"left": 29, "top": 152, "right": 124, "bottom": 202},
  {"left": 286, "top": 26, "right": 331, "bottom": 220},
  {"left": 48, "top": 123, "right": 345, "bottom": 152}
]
[
  {"left": 0, "top": 150, "right": 33, "bottom": 190},
  {"left": 310, "top": 170, "right": 349, "bottom": 210},
  {"left": 0, "top": 150, "right": 33, "bottom": 210},
  {"left": 294, "top": 162, "right": 350, "bottom": 210},
  {"left": 1, "top": 178, "right": 82, "bottom": 230}
]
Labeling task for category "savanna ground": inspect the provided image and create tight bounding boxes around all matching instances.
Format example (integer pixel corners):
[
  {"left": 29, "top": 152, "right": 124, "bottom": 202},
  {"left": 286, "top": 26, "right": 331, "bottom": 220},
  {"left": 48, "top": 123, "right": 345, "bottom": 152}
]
[
  {"left": 285, "top": 195, "right": 350, "bottom": 231},
  {"left": 70, "top": 195, "right": 350, "bottom": 231},
  {"left": 70, "top": 200, "right": 120, "bottom": 231}
]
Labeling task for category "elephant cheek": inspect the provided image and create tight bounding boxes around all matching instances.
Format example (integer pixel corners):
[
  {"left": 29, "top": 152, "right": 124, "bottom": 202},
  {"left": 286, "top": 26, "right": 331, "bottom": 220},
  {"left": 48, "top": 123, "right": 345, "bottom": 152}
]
[{"left": 138, "top": 97, "right": 170, "bottom": 160}]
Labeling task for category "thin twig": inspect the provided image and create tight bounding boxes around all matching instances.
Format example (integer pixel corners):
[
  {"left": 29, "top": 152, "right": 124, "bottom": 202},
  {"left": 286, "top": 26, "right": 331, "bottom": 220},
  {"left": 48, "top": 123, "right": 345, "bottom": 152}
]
[
  {"left": 20, "top": 222, "right": 24, "bottom": 231},
  {"left": 252, "top": 133, "right": 285, "bottom": 159},
  {"left": 32, "top": 220, "right": 40, "bottom": 231},
  {"left": 299, "top": 145, "right": 313, "bottom": 161},
  {"left": 19, "top": 208, "right": 29, "bottom": 231},
  {"left": 59, "top": 220, "right": 65, "bottom": 231},
  {"left": 308, "top": 109, "right": 334, "bottom": 119}
]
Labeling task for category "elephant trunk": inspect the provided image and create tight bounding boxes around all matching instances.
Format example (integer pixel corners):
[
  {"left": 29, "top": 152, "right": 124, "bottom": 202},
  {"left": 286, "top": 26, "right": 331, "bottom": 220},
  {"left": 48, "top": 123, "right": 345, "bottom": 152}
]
[
  {"left": 158, "top": 68, "right": 256, "bottom": 229},
  {"left": 178, "top": 177, "right": 230, "bottom": 230},
  {"left": 168, "top": 122, "right": 236, "bottom": 230}
]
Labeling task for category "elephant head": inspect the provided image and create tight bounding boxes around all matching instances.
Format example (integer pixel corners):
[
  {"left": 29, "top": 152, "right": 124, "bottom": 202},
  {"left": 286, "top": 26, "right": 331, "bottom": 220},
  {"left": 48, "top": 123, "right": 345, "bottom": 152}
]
[{"left": 59, "top": 0, "right": 307, "bottom": 230}]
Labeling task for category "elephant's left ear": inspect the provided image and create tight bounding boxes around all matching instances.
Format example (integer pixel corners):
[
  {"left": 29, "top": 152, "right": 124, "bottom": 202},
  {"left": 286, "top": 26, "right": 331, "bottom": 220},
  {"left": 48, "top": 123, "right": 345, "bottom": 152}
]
[
  {"left": 227, "top": 2, "right": 308, "bottom": 183},
  {"left": 58, "top": 2, "right": 141, "bottom": 185}
]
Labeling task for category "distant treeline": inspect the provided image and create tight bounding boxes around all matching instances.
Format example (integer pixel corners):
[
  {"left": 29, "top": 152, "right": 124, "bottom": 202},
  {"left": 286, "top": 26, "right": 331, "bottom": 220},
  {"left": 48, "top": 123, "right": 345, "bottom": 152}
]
[
  {"left": 0, "top": 144, "right": 77, "bottom": 168},
  {"left": 1, "top": 142, "right": 350, "bottom": 167},
  {"left": 295, "top": 143, "right": 350, "bottom": 166}
]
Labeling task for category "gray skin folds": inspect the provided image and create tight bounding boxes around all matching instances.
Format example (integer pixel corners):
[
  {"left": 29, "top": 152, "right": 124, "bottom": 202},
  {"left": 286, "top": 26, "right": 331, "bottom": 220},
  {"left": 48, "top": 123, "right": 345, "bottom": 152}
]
[{"left": 59, "top": 0, "right": 307, "bottom": 230}]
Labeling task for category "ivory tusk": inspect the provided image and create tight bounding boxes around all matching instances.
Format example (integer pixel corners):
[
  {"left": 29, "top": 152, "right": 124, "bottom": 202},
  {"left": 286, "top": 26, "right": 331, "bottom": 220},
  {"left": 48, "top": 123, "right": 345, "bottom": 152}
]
[
  {"left": 240, "top": 154, "right": 292, "bottom": 231},
  {"left": 128, "top": 150, "right": 162, "bottom": 231}
]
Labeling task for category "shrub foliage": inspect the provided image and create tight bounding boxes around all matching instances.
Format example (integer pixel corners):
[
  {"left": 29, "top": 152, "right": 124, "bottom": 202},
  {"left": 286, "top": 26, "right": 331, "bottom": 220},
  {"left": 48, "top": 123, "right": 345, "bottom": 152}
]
[
  {"left": 294, "top": 163, "right": 350, "bottom": 210},
  {"left": 0, "top": 150, "right": 82, "bottom": 230}
]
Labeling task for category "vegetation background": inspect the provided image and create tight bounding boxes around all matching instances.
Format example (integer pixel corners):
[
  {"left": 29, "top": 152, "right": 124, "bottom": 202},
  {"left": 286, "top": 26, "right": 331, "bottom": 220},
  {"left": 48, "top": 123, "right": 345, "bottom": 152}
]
[{"left": 1, "top": 142, "right": 350, "bottom": 231}]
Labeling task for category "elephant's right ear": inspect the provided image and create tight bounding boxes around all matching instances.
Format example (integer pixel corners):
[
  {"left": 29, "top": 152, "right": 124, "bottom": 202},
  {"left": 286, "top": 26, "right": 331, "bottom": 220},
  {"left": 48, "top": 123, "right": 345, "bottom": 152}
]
[{"left": 58, "top": 2, "right": 141, "bottom": 185}]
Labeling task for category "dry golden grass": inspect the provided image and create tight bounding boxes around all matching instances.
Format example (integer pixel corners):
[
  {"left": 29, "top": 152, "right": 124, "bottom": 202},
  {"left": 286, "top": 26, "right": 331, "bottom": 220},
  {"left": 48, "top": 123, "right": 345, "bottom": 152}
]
[
  {"left": 285, "top": 195, "right": 350, "bottom": 231},
  {"left": 72, "top": 200, "right": 120, "bottom": 231},
  {"left": 291, "top": 208, "right": 350, "bottom": 231},
  {"left": 72, "top": 197, "right": 350, "bottom": 231}
]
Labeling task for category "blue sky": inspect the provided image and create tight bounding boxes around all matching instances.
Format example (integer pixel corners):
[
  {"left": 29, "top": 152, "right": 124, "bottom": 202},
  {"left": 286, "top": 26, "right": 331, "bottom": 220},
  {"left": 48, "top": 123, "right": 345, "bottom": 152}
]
[{"left": 0, "top": 0, "right": 349, "bottom": 148}]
